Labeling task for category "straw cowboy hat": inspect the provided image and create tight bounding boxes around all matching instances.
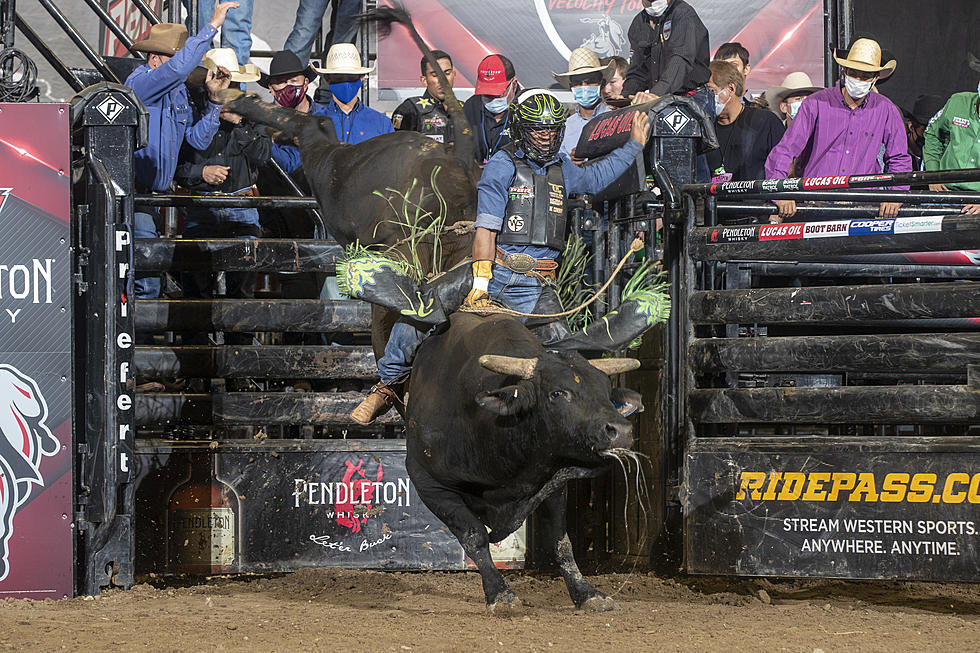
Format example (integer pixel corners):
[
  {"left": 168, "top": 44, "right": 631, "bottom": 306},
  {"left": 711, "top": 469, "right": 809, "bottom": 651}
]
[
  {"left": 552, "top": 47, "right": 614, "bottom": 89},
  {"left": 833, "top": 38, "right": 896, "bottom": 80},
  {"left": 130, "top": 23, "right": 188, "bottom": 56},
  {"left": 201, "top": 48, "right": 261, "bottom": 83},
  {"left": 313, "top": 43, "right": 374, "bottom": 75},
  {"left": 766, "top": 71, "right": 822, "bottom": 111}
]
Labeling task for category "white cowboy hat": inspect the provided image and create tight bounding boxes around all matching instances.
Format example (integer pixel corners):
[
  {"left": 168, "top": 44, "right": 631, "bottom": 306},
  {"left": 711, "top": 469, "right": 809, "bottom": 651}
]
[
  {"left": 552, "top": 47, "right": 614, "bottom": 89},
  {"left": 201, "top": 48, "right": 261, "bottom": 83},
  {"left": 766, "top": 71, "right": 822, "bottom": 113},
  {"left": 313, "top": 43, "right": 375, "bottom": 75},
  {"left": 833, "top": 38, "right": 896, "bottom": 80}
]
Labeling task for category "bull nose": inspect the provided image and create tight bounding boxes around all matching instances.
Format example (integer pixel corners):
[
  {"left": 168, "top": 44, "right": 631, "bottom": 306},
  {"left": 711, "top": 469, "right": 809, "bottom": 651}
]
[{"left": 604, "top": 421, "right": 633, "bottom": 450}]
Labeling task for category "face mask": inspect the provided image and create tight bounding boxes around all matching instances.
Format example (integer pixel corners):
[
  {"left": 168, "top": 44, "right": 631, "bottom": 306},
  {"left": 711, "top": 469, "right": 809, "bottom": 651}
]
[
  {"left": 976, "top": 80, "right": 980, "bottom": 99},
  {"left": 788, "top": 100, "right": 802, "bottom": 119},
  {"left": 644, "top": 0, "right": 669, "bottom": 17},
  {"left": 572, "top": 85, "right": 601, "bottom": 108},
  {"left": 843, "top": 75, "right": 875, "bottom": 100},
  {"left": 330, "top": 80, "right": 362, "bottom": 104},
  {"left": 273, "top": 83, "right": 306, "bottom": 109},
  {"left": 713, "top": 90, "right": 728, "bottom": 117},
  {"left": 484, "top": 95, "right": 510, "bottom": 114}
]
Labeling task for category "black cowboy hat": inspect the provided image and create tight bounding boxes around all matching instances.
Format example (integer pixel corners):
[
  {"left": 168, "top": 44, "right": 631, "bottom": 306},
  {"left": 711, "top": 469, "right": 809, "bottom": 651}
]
[
  {"left": 902, "top": 94, "right": 946, "bottom": 126},
  {"left": 258, "top": 50, "right": 317, "bottom": 88}
]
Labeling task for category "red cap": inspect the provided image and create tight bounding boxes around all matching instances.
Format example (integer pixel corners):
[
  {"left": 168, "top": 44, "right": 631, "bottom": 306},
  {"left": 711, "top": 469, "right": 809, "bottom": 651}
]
[{"left": 474, "top": 54, "right": 515, "bottom": 96}]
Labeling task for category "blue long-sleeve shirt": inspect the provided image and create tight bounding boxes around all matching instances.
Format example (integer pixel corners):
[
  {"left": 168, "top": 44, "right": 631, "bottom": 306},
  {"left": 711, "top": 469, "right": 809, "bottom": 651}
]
[
  {"left": 270, "top": 98, "right": 395, "bottom": 173},
  {"left": 126, "top": 24, "right": 221, "bottom": 192},
  {"left": 476, "top": 139, "right": 643, "bottom": 260}
]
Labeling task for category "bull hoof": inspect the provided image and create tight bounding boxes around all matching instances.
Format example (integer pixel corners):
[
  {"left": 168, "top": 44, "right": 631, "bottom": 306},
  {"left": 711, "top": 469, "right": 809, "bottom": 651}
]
[
  {"left": 487, "top": 592, "right": 523, "bottom": 617},
  {"left": 580, "top": 595, "right": 620, "bottom": 613}
]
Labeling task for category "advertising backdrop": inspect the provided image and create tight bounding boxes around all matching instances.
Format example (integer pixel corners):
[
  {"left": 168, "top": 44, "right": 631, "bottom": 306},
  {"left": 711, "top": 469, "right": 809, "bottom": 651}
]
[
  {"left": 378, "top": 0, "right": 824, "bottom": 96},
  {"left": 0, "top": 104, "right": 74, "bottom": 599}
]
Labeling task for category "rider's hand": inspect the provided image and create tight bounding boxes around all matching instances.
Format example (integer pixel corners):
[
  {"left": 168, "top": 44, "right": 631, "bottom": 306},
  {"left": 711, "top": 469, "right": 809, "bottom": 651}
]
[
  {"left": 206, "top": 66, "right": 232, "bottom": 100},
  {"left": 878, "top": 202, "right": 901, "bottom": 219},
  {"left": 774, "top": 199, "right": 797, "bottom": 220},
  {"left": 630, "top": 111, "right": 651, "bottom": 147},
  {"left": 465, "top": 260, "right": 493, "bottom": 308}
]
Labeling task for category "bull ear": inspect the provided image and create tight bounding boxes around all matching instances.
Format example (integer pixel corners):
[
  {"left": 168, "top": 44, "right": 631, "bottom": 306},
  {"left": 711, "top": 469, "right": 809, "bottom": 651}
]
[
  {"left": 476, "top": 384, "right": 536, "bottom": 416},
  {"left": 611, "top": 387, "right": 644, "bottom": 417},
  {"left": 589, "top": 358, "right": 641, "bottom": 375}
]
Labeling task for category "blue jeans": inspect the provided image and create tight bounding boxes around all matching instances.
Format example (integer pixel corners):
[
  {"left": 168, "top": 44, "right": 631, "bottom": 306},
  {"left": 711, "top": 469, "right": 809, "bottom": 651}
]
[
  {"left": 284, "top": 0, "right": 360, "bottom": 63},
  {"left": 134, "top": 208, "right": 160, "bottom": 299},
  {"left": 377, "top": 266, "right": 544, "bottom": 384},
  {"left": 187, "top": 0, "right": 254, "bottom": 65},
  {"left": 182, "top": 205, "right": 260, "bottom": 232}
]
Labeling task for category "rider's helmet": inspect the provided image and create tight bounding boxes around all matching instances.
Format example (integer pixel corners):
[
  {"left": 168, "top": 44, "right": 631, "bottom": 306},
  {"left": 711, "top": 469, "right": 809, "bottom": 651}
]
[{"left": 509, "top": 89, "right": 567, "bottom": 163}]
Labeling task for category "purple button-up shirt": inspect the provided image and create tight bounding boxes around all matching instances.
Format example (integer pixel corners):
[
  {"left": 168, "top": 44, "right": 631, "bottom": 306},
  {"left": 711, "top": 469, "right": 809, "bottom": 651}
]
[{"left": 765, "top": 83, "right": 912, "bottom": 189}]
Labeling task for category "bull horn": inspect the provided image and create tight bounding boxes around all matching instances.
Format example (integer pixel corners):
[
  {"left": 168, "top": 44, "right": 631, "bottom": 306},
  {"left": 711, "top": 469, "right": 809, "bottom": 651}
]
[
  {"left": 589, "top": 358, "right": 641, "bottom": 375},
  {"left": 478, "top": 355, "right": 538, "bottom": 379}
]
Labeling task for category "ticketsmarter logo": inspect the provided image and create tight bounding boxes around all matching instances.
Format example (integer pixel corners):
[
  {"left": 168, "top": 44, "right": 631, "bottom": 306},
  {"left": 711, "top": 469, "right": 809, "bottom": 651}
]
[{"left": 0, "top": 364, "right": 59, "bottom": 581}]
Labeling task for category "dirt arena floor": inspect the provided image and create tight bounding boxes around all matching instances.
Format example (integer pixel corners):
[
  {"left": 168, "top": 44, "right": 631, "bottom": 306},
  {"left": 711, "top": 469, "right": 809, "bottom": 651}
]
[{"left": 0, "top": 569, "right": 978, "bottom": 652}]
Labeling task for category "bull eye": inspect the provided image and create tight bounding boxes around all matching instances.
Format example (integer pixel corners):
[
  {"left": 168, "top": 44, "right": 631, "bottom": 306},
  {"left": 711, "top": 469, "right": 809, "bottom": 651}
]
[{"left": 550, "top": 390, "right": 569, "bottom": 401}]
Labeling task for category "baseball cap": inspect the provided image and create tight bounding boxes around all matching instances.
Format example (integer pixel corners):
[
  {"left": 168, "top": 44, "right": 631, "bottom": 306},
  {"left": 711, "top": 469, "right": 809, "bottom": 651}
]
[{"left": 474, "top": 54, "right": 515, "bottom": 96}]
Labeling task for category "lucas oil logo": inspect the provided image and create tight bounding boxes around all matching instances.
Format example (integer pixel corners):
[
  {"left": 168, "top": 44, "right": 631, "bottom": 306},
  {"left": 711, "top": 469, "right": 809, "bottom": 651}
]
[{"left": 0, "top": 364, "right": 59, "bottom": 581}]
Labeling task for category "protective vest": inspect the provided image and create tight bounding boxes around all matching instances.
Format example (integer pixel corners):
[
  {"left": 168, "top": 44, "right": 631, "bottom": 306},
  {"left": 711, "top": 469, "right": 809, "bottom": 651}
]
[
  {"left": 412, "top": 96, "right": 453, "bottom": 144},
  {"left": 497, "top": 144, "right": 567, "bottom": 250}
]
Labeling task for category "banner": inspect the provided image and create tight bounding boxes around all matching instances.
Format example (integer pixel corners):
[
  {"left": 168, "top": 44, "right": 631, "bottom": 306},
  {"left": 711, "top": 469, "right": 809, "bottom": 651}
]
[
  {"left": 378, "top": 0, "right": 824, "bottom": 95},
  {"left": 0, "top": 104, "right": 73, "bottom": 599},
  {"left": 684, "top": 440, "right": 980, "bottom": 581},
  {"left": 101, "top": 0, "right": 164, "bottom": 58}
]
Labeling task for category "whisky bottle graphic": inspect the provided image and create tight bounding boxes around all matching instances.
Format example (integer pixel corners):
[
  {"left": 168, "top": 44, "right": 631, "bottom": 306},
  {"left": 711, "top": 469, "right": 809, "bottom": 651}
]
[{"left": 167, "top": 450, "right": 240, "bottom": 574}]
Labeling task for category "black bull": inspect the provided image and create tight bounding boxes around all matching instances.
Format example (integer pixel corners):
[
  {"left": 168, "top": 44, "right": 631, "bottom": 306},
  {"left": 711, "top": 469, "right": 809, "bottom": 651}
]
[{"left": 406, "top": 312, "right": 644, "bottom": 612}]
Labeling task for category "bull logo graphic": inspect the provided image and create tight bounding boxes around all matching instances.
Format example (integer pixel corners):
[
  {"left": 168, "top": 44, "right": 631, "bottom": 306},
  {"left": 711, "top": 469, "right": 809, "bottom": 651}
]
[
  {"left": 0, "top": 364, "right": 60, "bottom": 581},
  {"left": 335, "top": 459, "right": 383, "bottom": 534}
]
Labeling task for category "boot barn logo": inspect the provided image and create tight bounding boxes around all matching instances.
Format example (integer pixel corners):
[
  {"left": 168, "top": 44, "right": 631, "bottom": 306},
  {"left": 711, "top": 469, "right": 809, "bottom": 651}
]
[{"left": 0, "top": 364, "right": 60, "bottom": 581}]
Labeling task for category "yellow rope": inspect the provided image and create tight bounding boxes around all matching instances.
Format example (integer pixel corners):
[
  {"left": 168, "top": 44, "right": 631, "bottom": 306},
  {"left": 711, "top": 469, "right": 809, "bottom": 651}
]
[{"left": 459, "top": 238, "right": 646, "bottom": 319}]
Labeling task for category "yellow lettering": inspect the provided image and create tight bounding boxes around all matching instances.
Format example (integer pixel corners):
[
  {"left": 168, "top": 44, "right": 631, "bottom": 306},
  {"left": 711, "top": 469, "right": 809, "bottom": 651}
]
[
  {"left": 826, "top": 472, "right": 857, "bottom": 501},
  {"left": 761, "top": 472, "right": 782, "bottom": 501},
  {"left": 736, "top": 472, "right": 766, "bottom": 500},
  {"left": 801, "top": 472, "right": 831, "bottom": 501},
  {"left": 879, "top": 473, "right": 909, "bottom": 503},
  {"left": 907, "top": 473, "right": 937, "bottom": 503},
  {"left": 969, "top": 473, "right": 980, "bottom": 504},
  {"left": 848, "top": 473, "right": 879, "bottom": 502},
  {"left": 941, "top": 473, "right": 970, "bottom": 504},
  {"left": 776, "top": 472, "right": 806, "bottom": 501}
]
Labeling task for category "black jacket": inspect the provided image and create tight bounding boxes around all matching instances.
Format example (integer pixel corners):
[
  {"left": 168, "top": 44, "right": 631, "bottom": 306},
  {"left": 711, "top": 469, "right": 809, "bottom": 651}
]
[
  {"left": 391, "top": 90, "right": 456, "bottom": 144},
  {"left": 463, "top": 94, "right": 512, "bottom": 165},
  {"left": 622, "top": 0, "right": 710, "bottom": 98},
  {"left": 176, "top": 92, "right": 271, "bottom": 194}
]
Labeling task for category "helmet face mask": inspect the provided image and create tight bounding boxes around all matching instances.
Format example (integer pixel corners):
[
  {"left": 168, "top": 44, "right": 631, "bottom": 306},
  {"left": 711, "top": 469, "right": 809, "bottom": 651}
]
[{"left": 511, "top": 90, "right": 567, "bottom": 163}]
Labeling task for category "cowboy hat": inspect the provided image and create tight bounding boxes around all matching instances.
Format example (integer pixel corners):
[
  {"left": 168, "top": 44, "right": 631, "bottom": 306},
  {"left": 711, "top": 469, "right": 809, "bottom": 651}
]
[
  {"left": 902, "top": 94, "right": 946, "bottom": 126},
  {"left": 257, "top": 50, "right": 317, "bottom": 88},
  {"left": 552, "top": 47, "right": 613, "bottom": 89},
  {"left": 313, "top": 43, "right": 374, "bottom": 75},
  {"left": 202, "top": 48, "right": 261, "bottom": 83},
  {"left": 130, "top": 23, "right": 187, "bottom": 56},
  {"left": 833, "top": 38, "right": 896, "bottom": 80},
  {"left": 766, "top": 71, "right": 822, "bottom": 114}
]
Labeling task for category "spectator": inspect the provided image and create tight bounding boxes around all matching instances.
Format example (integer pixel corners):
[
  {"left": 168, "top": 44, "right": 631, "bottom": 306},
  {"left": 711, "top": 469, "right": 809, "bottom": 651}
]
[
  {"left": 713, "top": 42, "right": 751, "bottom": 96},
  {"left": 391, "top": 50, "right": 458, "bottom": 144},
  {"left": 186, "top": 0, "right": 253, "bottom": 67},
  {"left": 175, "top": 49, "right": 270, "bottom": 344},
  {"left": 600, "top": 55, "right": 628, "bottom": 103},
  {"left": 766, "top": 72, "right": 822, "bottom": 128},
  {"left": 708, "top": 61, "right": 784, "bottom": 182},
  {"left": 764, "top": 38, "right": 912, "bottom": 221},
  {"left": 284, "top": 0, "right": 359, "bottom": 64},
  {"left": 463, "top": 54, "right": 519, "bottom": 165},
  {"left": 260, "top": 49, "right": 323, "bottom": 174},
  {"left": 902, "top": 94, "right": 945, "bottom": 171},
  {"left": 125, "top": 3, "right": 237, "bottom": 298},
  {"left": 622, "top": 0, "right": 710, "bottom": 105},
  {"left": 554, "top": 48, "right": 613, "bottom": 160},
  {"left": 313, "top": 43, "right": 394, "bottom": 144},
  {"left": 622, "top": 0, "right": 711, "bottom": 179},
  {"left": 923, "top": 82, "right": 980, "bottom": 212}
]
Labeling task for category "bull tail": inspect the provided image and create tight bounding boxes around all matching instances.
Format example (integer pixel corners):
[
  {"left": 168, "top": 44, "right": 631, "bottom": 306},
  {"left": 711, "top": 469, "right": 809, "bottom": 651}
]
[
  {"left": 361, "top": 3, "right": 478, "bottom": 175},
  {"left": 219, "top": 89, "right": 339, "bottom": 146}
]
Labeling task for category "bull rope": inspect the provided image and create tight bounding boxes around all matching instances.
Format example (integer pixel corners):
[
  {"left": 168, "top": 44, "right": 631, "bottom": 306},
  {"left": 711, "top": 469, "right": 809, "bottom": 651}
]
[{"left": 458, "top": 237, "right": 647, "bottom": 319}]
